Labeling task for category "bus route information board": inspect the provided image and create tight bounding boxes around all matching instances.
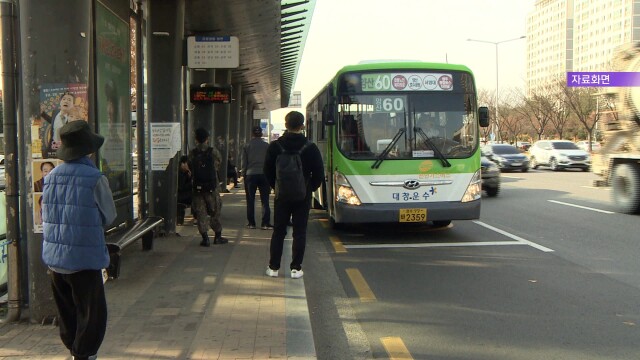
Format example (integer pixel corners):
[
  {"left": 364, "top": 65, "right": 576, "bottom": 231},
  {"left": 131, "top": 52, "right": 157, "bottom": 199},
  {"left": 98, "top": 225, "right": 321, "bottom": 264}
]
[{"left": 187, "top": 36, "right": 239, "bottom": 69}]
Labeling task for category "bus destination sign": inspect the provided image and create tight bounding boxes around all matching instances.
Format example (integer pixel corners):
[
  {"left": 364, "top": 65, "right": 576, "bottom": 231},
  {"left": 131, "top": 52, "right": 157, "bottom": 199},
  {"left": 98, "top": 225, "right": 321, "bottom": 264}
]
[
  {"left": 190, "top": 86, "right": 232, "bottom": 104},
  {"left": 361, "top": 73, "right": 454, "bottom": 92}
]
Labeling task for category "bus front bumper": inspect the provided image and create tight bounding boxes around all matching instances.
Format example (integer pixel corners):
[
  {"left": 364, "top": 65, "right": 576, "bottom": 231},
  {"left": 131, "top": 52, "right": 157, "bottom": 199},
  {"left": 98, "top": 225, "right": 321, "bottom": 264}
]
[{"left": 333, "top": 200, "right": 481, "bottom": 224}]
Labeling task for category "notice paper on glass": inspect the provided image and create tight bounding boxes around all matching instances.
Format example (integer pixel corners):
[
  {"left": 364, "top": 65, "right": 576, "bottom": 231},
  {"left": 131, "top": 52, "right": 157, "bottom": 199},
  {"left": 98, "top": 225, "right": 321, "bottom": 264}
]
[{"left": 151, "top": 123, "right": 181, "bottom": 171}]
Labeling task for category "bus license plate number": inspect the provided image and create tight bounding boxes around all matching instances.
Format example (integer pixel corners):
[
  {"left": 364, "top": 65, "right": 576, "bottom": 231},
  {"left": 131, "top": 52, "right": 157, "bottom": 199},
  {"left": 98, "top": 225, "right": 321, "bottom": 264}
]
[{"left": 399, "top": 209, "right": 427, "bottom": 223}]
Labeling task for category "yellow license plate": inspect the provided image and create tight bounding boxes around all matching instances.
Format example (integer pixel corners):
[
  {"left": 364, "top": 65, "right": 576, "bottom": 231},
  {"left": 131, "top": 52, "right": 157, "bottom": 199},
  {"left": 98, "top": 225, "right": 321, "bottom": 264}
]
[{"left": 399, "top": 208, "right": 427, "bottom": 223}]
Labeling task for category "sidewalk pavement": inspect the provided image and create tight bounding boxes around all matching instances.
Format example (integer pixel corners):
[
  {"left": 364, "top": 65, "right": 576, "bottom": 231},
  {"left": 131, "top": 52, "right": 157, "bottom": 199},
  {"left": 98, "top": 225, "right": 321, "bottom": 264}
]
[{"left": 0, "top": 185, "right": 317, "bottom": 360}]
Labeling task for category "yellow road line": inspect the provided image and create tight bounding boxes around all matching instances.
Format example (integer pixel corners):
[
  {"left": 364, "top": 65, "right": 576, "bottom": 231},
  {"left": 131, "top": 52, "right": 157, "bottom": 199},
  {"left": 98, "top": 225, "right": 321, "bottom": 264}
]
[
  {"left": 330, "top": 236, "right": 347, "bottom": 253},
  {"left": 346, "top": 268, "right": 376, "bottom": 302},
  {"left": 381, "top": 337, "right": 414, "bottom": 360}
]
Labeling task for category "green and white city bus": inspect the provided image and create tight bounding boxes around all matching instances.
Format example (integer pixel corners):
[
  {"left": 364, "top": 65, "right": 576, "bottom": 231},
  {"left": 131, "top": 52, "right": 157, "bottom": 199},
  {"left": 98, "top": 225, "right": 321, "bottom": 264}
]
[{"left": 305, "top": 61, "right": 489, "bottom": 228}]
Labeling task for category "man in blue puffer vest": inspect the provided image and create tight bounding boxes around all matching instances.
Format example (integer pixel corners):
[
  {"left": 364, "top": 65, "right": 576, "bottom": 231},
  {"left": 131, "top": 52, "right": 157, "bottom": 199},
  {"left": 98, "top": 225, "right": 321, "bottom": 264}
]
[{"left": 42, "top": 120, "right": 116, "bottom": 360}]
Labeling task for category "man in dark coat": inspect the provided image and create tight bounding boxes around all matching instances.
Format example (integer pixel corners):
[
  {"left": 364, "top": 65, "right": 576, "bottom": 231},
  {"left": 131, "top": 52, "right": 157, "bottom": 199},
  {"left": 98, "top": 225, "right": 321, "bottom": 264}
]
[
  {"left": 263, "top": 111, "right": 324, "bottom": 279},
  {"left": 241, "top": 125, "right": 272, "bottom": 230}
]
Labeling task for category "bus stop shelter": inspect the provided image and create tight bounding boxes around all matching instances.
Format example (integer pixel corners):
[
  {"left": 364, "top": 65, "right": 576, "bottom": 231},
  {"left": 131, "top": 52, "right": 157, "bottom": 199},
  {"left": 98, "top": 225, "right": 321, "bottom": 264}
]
[{"left": 0, "top": 0, "right": 316, "bottom": 323}]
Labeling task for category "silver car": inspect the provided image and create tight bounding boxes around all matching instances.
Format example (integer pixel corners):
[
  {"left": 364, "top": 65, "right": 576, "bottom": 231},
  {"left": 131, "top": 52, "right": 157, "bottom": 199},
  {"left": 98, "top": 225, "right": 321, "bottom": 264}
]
[{"left": 529, "top": 140, "right": 591, "bottom": 171}]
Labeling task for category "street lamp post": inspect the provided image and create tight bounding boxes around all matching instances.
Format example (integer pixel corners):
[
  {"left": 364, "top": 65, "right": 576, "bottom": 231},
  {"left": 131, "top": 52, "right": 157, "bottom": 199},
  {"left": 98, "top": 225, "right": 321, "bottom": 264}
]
[{"left": 467, "top": 36, "right": 525, "bottom": 143}]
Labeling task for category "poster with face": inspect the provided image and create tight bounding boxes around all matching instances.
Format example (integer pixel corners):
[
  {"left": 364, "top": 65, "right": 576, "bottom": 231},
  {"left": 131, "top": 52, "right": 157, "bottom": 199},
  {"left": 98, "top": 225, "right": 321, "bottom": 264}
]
[
  {"left": 32, "top": 159, "right": 61, "bottom": 234},
  {"left": 34, "top": 84, "right": 89, "bottom": 159},
  {"left": 32, "top": 159, "right": 60, "bottom": 193},
  {"left": 33, "top": 193, "right": 43, "bottom": 233}
]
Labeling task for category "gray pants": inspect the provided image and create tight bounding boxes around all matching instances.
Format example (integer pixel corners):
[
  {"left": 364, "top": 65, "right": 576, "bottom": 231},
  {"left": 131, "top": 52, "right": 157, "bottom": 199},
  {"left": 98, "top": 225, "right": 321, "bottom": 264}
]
[{"left": 192, "top": 189, "right": 222, "bottom": 235}]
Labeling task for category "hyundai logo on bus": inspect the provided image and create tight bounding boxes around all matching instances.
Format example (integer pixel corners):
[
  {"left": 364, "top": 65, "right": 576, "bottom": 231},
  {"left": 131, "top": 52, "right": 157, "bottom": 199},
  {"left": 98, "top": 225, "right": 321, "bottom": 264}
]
[{"left": 403, "top": 180, "right": 421, "bottom": 189}]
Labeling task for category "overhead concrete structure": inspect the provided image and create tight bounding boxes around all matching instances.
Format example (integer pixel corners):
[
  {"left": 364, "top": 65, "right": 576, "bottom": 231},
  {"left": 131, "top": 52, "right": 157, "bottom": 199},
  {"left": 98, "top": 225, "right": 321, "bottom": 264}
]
[{"left": 185, "top": 0, "right": 316, "bottom": 111}]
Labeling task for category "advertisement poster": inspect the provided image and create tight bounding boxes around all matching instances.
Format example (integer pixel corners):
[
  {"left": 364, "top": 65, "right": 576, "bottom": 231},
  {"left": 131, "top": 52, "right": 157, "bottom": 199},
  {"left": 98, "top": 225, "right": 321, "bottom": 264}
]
[
  {"left": 0, "top": 191, "right": 7, "bottom": 287},
  {"left": 33, "top": 193, "right": 43, "bottom": 234},
  {"left": 96, "top": 1, "right": 131, "bottom": 198},
  {"left": 150, "top": 123, "right": 181, "bottom": 170},
  {"left": 31, "top": 159, "right": 61, "bottom": 234},
  {"left": 33, "top": 84, "right": 89, "bottom": 159}
]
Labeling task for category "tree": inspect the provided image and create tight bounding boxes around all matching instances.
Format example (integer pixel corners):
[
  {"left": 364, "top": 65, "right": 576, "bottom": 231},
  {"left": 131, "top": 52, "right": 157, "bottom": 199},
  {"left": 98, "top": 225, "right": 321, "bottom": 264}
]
[
  {"left": 563, "top": 84, "right": 600, "bottom": 150},
  {"left": 499, "top": 104, "right": 527, "bottom": 145},
  {"left": 543, "top": 79, "right": 573, "bottom": 139},
  {"left": 496, "top": 89, "right": 525, "bottom": 144},
  {"left": 515, "top": 88, "right": 552, "bottom": 140}
]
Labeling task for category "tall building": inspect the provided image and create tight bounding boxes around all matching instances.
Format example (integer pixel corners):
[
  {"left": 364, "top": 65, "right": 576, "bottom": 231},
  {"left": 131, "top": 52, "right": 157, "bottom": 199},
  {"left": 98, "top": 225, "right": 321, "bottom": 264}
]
[
  {"left": 573, "top": 0, "right": 637, "bottom": 71},
  {"left": 526, "top": 0, "right": 640, "bottom": 94},
  {"left": 526, "top": 0, "right": 574, "bottom": 94}
]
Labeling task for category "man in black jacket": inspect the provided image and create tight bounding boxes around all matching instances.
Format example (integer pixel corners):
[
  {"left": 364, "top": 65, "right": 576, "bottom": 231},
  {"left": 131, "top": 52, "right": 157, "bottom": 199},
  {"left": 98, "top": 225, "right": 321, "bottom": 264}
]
[{"left": 263, "top": 111, "right": 324, "bottom": 279}]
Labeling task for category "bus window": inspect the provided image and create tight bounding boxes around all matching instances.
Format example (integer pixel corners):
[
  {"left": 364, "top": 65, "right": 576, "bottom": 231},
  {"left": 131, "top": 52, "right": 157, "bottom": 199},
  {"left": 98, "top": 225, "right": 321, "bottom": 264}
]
[{"left": 307, "top": 116, "right": 314, "bottom": 140}]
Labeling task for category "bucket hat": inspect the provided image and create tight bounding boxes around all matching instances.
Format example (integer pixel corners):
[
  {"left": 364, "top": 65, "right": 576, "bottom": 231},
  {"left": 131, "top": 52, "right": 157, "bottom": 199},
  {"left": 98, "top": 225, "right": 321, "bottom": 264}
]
[{"left": 56, "top": 120, "right": 105, "bottom": 161}]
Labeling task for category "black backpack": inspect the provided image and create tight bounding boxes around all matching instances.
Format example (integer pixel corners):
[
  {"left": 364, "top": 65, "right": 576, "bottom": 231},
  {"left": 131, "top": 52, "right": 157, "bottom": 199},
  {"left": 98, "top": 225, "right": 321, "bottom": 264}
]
[
  {"left": 275, "top": 140, "right": 311, "bottom": 202},
  {"left": 191, "top": 147, "right": 217, "bottom": 192}
]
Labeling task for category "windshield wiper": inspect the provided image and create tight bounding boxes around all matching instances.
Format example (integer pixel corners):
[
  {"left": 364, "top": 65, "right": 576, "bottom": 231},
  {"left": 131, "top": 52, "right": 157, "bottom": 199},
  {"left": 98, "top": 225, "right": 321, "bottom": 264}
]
[
  {"left": 414, "top": 127, "right": 451, "bottom": 167},
  {"left": 371, "top": 127, "right": 406, "bottom": 169}
]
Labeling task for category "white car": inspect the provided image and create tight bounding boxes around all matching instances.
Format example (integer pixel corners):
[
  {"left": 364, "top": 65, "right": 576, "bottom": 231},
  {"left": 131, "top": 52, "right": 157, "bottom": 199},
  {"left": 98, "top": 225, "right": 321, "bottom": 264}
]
[
  {"left": 575, "top": 140, "right": 601, "bottom": 153},
  {"left": 529, "top": 140, "right": 591, "bottom": 171}
]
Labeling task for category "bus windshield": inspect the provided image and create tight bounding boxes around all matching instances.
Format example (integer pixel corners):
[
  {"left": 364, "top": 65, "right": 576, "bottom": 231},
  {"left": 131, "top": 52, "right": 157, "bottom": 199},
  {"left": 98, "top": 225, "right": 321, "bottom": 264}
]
[{"left": 336, "top": 92, "right": 477, "bottom": 160}]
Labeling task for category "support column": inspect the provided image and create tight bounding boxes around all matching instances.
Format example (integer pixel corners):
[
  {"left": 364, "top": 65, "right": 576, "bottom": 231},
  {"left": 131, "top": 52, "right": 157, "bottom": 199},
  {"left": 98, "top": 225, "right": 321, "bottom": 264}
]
[
  {"left": 238, "top": 92, "right": 248, "bottom": 148},
  {"left": 19, "top": 0, "right": 92, "bottom": 322},
  {"left": 1, "top": 0, "right": 21, "bottom": 322},
  {"left": 243, "top": 97, "right": 255, "bottom": 146},
  {"left": 213, "top": 69, "right": 231, "bottom": 192},
  {"left": 135, "top": 1, "right": 147, "bottom": 219},
  {"left": 146, "top": 0, "right": 185, "bottom": 233},
  {"left": 228, "top": 83, "right": 241, "bottom": 167}
]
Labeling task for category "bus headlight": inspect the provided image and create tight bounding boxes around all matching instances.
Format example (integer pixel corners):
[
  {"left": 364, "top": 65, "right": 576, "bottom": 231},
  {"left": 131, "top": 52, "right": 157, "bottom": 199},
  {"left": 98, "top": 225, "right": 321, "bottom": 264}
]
[
  {"left": 335, "top": 172, "right": 362, "bottom": 205},
  {"left": 461, "top": 170, "right": 482, "bottom": 202}
]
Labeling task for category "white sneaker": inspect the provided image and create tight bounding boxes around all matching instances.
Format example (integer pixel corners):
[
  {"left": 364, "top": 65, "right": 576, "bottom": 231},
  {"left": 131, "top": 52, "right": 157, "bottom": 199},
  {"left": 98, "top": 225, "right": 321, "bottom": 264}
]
[
  {"left": 291, "top": 269, "right": 304, "bottom": 279},
  {"left": 265, "top": 267, "right": 278, "bottom": 277}
]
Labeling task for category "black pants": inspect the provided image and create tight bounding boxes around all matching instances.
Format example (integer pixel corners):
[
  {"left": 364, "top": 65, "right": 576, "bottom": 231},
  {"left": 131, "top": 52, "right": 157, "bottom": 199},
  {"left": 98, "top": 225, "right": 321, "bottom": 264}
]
[
  {"left": 50, "top": 270, "right": 107, "bottom": 360},
  {"left": 269, "top": 195, "right": 311, "bottom": 271},
  {"left": 227, "top": 171, "right": 238, "bottom": 186},
  {"left": 177, "top": 199, "right": 192, "bottom": 225},
  {"left": 245, "top": 174, "right": 271, "bottom": 227}
]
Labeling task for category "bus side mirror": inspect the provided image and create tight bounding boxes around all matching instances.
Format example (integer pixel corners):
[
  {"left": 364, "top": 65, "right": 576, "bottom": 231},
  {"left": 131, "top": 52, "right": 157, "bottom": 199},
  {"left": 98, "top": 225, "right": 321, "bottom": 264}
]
[
  {"left": 322, "top": 83, "right": 336, "bottom": 126},
  {"left": 478, "top": 106, "right": 490, "bottom": 127},
  {"left": 322, "top": 104, "right": 335, "bottom": 126}
]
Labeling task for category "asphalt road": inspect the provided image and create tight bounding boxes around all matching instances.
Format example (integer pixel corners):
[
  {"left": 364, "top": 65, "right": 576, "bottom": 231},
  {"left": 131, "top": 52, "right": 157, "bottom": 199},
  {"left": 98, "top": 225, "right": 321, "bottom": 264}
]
[{"left": 304, "top": 168, "right": 640, "bottom": 360}]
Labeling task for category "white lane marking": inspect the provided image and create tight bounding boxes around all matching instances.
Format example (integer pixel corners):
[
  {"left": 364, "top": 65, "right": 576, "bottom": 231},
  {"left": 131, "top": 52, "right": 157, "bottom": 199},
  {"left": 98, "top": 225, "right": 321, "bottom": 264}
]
[
  {"left": 472, "top": 220, "right": 554, "bottom": 252},
  {"left": 501, "top": 175, "right": 524, "bottom": 179},
  {"left": 344, "top": 241, "right": 526, "bottom": 249},
  {"left": 547, "top": 200, "right": 614, "bottom": 214}
]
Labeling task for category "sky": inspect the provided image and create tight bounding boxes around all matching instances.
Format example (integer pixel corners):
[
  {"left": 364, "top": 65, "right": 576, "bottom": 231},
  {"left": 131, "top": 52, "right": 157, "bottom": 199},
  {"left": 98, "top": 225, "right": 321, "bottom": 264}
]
[{"left": 271, "top": 0, "right": 536, "bottom": 131}]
